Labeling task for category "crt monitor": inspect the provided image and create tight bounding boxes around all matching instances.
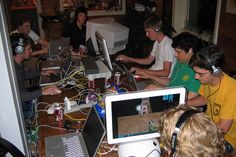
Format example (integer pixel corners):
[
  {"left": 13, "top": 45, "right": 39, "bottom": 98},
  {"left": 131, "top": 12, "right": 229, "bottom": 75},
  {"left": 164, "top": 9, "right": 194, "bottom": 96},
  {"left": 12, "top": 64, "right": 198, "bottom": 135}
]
[
  {"left": 95, "top": 31, "right": 113, "bottom": 71},
  {"left": 105, "top": 87, "right": 186, "bottom": 144},
  {"left": 86, "top": 17, "right": 129, "bottom": 55}
]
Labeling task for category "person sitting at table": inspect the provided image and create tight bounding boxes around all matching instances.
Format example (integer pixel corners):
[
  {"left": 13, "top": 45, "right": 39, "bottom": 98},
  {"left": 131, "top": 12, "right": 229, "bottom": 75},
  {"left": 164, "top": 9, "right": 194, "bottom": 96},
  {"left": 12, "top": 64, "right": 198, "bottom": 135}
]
[
  {"left": 62, "top": 6, "right": 87, "bottom": 56},
  {"left": 138, "top": 32, "right": 203, "bottom": 100},
  {"left": 12, "top": 14, "right": 49, "bottom": 57},
  {"left": 188, "top": 45, "right": 236, "bottom": 154},
  {"left": 10, "top": 33, "right": 61, "bottom": 118},
  {"left": 116, "top": 14, "right": 176, "bottom": 78},
  {"left": 159, "top": 105, "right": 224, "bottom": 157}
]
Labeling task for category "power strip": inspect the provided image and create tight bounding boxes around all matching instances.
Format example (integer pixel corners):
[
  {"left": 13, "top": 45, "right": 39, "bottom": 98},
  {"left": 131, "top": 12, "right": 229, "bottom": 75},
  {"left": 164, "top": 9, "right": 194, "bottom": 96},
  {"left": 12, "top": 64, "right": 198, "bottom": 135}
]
[{"left": 64, "top": 103, "right": 93, "bottom": 114}]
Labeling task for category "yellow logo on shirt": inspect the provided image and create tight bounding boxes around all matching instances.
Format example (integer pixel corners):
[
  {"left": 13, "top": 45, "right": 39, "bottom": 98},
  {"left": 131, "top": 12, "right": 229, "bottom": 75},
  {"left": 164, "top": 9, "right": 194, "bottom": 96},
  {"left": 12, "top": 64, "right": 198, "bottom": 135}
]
[{"left": 182, "top": 74, "right": 189, "bottom": 81}]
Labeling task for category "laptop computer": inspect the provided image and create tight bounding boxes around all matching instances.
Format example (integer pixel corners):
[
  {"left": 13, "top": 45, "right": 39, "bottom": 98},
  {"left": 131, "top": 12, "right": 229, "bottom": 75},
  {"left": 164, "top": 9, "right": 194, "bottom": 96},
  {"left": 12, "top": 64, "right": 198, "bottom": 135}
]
[
  {"left": 49, "top": 37, "right": 70, "bottom": 57},
  {"left": 122, "top": 64, "right": 152, "bottom": 90},
  {"left": 39, "top": 55, "right": 72, "bottom": 86},
  {"left": 41, "top": 38, "right": 70, "bottom": 70},
  {"left": 45, "top": 106, "right": 106, "bottom": 157}
]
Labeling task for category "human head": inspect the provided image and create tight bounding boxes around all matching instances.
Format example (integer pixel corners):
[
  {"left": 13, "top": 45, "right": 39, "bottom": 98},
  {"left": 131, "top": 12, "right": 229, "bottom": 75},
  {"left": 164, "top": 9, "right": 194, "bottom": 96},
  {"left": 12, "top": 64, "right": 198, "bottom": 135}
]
[
  {"left": 10, "top": 33, "right": 32, "bottom": 59},
  {"left": 189, "top": 45, "right": 224, "bottom": 84},
  {"left": 172, "top": 32, "right": 203, "bottom": 63},
  {"left": 16, "top": 14, "right": 32, "bottom": 35},
  {"left": 74, "top": 6, "right": 87, "bottom": 24},
  {"left": 144, "top": 14, "right": 162, "bottom": 41},
  {"left": 160, "top": 105, "right": 223, "bottom": 157}
]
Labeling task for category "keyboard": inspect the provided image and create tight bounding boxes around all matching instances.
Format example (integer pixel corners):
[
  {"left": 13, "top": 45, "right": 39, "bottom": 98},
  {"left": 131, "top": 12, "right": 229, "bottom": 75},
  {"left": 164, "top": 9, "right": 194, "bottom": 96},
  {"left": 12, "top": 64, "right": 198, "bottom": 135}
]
[
  {"left": 50, "top": 74, "right": 61, "bottom": 82},
  {"left": 62, "top": 135, "right": 85, "bottom": 157},
  {"left": 82, "top": 56, "right": 99, "bottom": 75},
  {"left": 112, "top": 60, "right": 132, "bottom": 74}
]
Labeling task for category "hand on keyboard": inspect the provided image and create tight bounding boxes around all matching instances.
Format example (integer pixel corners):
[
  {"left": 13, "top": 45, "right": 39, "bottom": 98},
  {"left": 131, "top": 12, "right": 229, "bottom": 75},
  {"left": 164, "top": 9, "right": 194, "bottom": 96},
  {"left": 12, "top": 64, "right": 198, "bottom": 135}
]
[{"left": 116, "top": 54, "right": 129, "bottom": 62}]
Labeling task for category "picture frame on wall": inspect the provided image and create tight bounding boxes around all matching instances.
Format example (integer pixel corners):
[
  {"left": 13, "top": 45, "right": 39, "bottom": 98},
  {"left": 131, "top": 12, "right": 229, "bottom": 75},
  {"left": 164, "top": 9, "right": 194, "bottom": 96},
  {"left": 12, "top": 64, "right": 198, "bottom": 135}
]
[
  {"left": 226, "top": 0, "right": 236, "bottom": 14},
  {"left": 86, "top": 0, "right": 126, "bottom": 16}
]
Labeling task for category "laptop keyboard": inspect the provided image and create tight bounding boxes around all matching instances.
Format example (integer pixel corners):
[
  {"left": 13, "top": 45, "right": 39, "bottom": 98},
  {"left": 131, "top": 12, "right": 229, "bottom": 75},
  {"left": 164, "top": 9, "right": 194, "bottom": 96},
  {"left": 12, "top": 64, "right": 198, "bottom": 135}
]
[
  {"left": 50, "top": 74, "right": 61, "bottom": 82},
  {"left": 62, "top": 135, "right": 85, "bottom": 157}
]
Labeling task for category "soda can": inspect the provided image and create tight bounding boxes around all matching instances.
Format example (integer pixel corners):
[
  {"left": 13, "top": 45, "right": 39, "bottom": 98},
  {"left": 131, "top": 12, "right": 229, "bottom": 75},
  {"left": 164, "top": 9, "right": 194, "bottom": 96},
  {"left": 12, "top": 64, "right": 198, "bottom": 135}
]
[
  {"left": 54, "top": 103, "right": 64, "bottom": 121},
  {"left": 114, "top": 71, "right": 121, "bottom": 86}
]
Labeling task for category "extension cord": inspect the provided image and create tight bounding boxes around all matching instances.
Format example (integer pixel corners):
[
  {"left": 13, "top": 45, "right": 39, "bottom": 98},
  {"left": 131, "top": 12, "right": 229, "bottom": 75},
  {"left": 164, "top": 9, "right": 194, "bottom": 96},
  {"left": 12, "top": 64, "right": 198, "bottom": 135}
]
[{"left": 64, "top": 103, "right": 93, "bottom": 114}]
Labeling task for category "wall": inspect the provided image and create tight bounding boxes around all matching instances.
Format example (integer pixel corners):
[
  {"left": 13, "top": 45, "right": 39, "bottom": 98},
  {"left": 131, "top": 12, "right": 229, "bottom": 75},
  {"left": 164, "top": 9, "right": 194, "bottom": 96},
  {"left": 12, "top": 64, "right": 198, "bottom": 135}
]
[
  {"left": 217, "top": 0, "right": 236, "bottom": 73},
  {"left": 0, "top": 1, "right": 30, "bottom": 155}
]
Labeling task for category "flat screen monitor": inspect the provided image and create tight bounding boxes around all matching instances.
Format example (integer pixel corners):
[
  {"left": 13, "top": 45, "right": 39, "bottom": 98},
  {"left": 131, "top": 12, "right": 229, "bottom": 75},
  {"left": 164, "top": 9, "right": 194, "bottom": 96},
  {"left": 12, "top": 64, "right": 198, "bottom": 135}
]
[
  {"left": 95, "top": 31, "right": 113, "bottom": 71},
  {"left": 105, "top": 87, "right": 186, "bottom": 144}
]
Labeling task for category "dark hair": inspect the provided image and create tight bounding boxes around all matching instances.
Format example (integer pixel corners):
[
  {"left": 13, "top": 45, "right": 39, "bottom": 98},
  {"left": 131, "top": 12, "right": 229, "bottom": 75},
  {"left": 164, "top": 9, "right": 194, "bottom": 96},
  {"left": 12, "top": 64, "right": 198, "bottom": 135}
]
[
  {"left": 10, "top": 33, "right": 31, "bottom": 56},
  {"left": 172, "top": 32, "right": 203, "bottom": 53},
  {"left": 74, "top": 6, "right": 87, "bottom": 22},
  {"left": 15, "top": 14, "right": 31, "bottom": 27},
  {"left": 144, "top": 14, "right": 162, "bottom": 31},
  {"left": 189, "top": 45, "right": 224, "bottom": 71}
]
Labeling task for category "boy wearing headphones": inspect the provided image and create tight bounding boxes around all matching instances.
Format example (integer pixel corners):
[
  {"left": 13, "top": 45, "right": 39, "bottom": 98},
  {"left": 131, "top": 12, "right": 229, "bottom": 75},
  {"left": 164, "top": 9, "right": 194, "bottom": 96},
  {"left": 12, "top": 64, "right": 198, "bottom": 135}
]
[
  {"left": 11, "top": 33, "right": 61, "bottom": 118},
  {"left": 116, "top": 14, "right": 176, "bottom": 78},
  {"left": 188, "top": 45, "right": 236, "bottom": 153},
  {"left": 160, "top": 105, "right": 224, "bottom": 157}
]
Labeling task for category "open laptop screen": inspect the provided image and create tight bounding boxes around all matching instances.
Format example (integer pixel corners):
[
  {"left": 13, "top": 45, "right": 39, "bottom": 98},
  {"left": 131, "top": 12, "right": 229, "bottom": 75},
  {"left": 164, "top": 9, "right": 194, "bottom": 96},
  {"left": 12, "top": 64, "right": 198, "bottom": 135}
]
[{"left": 105, "top": 87, "right": 186, "bottom": 144}]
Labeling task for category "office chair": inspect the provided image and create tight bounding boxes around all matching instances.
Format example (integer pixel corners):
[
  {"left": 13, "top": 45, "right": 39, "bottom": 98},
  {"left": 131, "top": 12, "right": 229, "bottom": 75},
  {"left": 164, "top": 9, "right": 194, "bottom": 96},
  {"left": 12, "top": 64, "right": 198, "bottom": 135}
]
[{"left": 0, "top": 137, "right": 25, "bottom": 157}]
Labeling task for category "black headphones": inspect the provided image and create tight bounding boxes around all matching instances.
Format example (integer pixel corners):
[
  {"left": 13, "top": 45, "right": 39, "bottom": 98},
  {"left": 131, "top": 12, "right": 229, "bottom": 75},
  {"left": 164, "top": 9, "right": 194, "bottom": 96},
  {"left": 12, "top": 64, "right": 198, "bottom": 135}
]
[
  {"left": 198, "top": 47, "right": 222, "bottom": 76},
  {"left": 13, "top": 37, "right": 25, "bottom": 54},
  {"left": 170, "top": 110, "right": 199, "bottom": 157}
]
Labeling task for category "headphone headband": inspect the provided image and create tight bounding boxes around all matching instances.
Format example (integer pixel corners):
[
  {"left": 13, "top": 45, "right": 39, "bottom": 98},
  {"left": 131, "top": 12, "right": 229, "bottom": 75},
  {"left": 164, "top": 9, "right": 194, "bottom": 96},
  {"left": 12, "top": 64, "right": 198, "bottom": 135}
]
[
  {"left": 198, "top": 47, "right": 222, "bottom": 76},
  {"left": 170, "top": 109, "right": 199, "bottom": 156}
]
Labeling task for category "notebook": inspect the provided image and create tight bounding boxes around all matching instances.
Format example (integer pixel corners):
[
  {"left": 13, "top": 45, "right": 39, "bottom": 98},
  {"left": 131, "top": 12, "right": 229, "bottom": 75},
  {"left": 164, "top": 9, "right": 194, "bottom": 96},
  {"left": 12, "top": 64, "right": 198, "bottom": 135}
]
[
  {"left": 39, "top": 55, "right": 72, "bottom": 86},
  {"left": 49, "top": 37, "right": 70, "bottom": 57},
  {"left": 45, "top": 106, "right": 106, "bottom": 157},
  {"left": 41, "top": 37, "right": 70, "bottom": 70},
  {"left": 122, "top": 64, "right": 152, "bottom": 90}
]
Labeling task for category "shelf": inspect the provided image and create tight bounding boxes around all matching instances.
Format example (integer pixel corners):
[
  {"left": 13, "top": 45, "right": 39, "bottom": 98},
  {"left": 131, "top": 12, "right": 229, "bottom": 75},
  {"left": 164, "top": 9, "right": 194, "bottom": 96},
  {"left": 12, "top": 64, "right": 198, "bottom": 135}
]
[{"left": 10, "top": 5, "right": 36, "bottom": 11}]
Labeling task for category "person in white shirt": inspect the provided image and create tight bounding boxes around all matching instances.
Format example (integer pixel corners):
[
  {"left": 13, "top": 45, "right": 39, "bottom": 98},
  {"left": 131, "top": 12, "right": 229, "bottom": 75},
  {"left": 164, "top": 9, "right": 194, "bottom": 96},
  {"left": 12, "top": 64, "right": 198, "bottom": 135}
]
[
  {"left": 117, "top": 14, "right": 176, "bottom": 78},
  {"left": 12, "top": 14, "right": 49, "bottom": 57}
]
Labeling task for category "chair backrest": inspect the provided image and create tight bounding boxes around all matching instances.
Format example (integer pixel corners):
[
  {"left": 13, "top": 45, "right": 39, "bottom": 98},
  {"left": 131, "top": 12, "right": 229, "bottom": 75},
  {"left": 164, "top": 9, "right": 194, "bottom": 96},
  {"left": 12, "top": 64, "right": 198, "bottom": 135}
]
[{"left": 0, "top": 137, "right": 25, "bottom": 157}]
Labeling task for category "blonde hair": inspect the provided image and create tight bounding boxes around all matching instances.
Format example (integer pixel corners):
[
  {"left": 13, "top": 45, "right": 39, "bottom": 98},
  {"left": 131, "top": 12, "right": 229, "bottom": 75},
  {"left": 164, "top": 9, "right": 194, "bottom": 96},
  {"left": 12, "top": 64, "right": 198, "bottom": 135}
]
[{"left": 160, "top": 106, "right": 224, "bottom": 157}]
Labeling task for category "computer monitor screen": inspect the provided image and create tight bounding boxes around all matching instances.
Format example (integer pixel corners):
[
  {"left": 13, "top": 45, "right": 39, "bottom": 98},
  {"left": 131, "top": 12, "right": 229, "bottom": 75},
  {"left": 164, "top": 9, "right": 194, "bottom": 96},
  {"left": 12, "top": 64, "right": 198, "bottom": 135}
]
[
  {"left": 95, "top": 31, "right": 113, "bottom": 71},
  {"left": 105, "top": 87, "right": 186, "bottom": 144}
]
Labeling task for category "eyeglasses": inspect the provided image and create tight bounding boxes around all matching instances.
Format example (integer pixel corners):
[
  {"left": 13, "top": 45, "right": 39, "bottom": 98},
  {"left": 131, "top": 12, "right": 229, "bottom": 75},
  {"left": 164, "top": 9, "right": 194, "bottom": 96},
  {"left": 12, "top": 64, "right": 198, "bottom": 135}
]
[{"left": 195, "top": 71, "right": 209, "bottom": 77}]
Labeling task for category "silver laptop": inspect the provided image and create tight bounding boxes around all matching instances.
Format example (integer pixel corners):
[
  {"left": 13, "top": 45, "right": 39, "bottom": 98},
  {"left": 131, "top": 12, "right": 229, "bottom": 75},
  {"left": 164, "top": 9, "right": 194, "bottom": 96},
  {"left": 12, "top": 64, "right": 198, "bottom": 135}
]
[
  {"left": 49, "top": 37, "right": 70, "bottom": 57},
  {"left": 39, "top": 55, "right": 72, "bottom": 86},
  {"left": 45, "top": 106, "right": 106, "bottom": 157},
  {"left": 122, "top": 64, "right": 152, "bottom": 90}
]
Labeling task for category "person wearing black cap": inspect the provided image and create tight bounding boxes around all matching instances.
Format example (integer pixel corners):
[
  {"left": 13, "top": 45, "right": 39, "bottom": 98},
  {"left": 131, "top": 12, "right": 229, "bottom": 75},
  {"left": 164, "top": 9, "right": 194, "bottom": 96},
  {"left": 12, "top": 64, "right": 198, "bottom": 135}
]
[{"left": 62, "top": 6, "right": 88, "bottom": 53}]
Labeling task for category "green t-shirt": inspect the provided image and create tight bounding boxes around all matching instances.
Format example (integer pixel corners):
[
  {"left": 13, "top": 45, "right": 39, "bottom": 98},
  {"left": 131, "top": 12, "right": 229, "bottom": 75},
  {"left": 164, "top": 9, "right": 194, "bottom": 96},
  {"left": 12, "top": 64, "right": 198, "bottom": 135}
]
[{"left": 168, "top": 61, "right": 200, "bottom": 93}]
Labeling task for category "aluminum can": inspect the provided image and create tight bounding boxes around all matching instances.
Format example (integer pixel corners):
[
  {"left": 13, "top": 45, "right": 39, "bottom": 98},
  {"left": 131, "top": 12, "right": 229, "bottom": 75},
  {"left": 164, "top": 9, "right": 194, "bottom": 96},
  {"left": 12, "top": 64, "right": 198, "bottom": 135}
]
[
  {"left": 114, "top": 71, "right": 121, "bottom": 86},
  {"left": 54, "top": 103, "right": 64, "bottom": 121}
]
